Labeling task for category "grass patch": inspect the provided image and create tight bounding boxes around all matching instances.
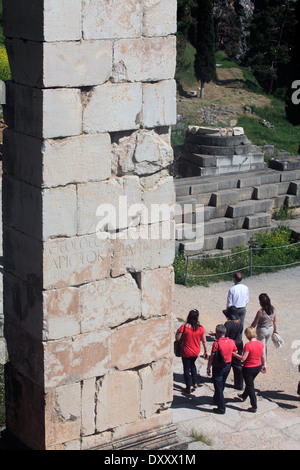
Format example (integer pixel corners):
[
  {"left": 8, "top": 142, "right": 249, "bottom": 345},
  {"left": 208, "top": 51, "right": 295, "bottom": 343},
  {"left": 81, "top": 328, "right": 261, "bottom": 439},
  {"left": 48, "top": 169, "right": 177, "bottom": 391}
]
[{"left": 190, "top": 429, "right": 213, "bottom": 446}]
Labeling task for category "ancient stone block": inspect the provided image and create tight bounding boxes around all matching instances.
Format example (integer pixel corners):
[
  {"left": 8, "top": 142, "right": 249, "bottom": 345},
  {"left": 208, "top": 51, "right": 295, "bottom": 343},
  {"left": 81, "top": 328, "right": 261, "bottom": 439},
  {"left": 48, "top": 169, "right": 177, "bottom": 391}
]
[
  {"left": 5, "top": 82, "right": 82, "bottom": 139},
  {"left": 3, "top": 130, "right": 112, "bottom": 188},
  {"left": 45, "top": 383, "right": 81, "bottom": 447},
  {"left": 111, "top": 223, "right": 175, "bottom": 277},
  {"left": 95, "top": 371, "right": 140, "bottom": 432},
  {"left": 141, "top": 175, "right": 175, "bottom": 224},
  {"left": 142, "top": 80, "right": 177, "bottom": 128},
  {"left": 83, "top": 82, "right": 142, "bottom": 133},
  {"left": 43, "top": 287, "right": 80, "bottom": 340},
  {"left": 139, "top": 358, "right": 173, "bottom": 418},
  {"left": 113, "top": 36, "right": 176, "bottom": 82},
  {"left": 43, "top": 234, "right": 111, "bottom": 289},
  {"left": 82, "top": 0, "right": 143, "bottom": 39},
  {"left": 6, "top": 38, "right": 113, "bottom": 87},
  {"left": 79, "top": 274, "right": 141, "bottom": 333},
  {"left": 111, "top": 129, "right": 173, "bottom": 176},
  {"left": 3, "top": 0, "right": 82, "bottom": 41},
  {"left": 43, "top": 329, "right": 111, "bottom": 387},
  {"left": 139, "top": 267, "right": 174, "bottom": 318},
  {"left": 143, "top": 0, "right": 177, "bottom": 37},
  {"left": 111, "top": 315, "right": 173, "bottom": 371},
  {"left": 2, "top": 175, "right": 78, "bottom": 240},
  {"left": 81, "top": 378, "right": 96, "bottom": 437}
]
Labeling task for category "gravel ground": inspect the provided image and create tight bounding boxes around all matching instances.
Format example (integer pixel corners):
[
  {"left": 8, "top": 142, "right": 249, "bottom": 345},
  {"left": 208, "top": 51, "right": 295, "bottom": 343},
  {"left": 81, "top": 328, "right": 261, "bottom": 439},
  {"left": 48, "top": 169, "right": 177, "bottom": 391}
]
[{"left": 172, "top": 266, "right": 300, "bottom": 415}]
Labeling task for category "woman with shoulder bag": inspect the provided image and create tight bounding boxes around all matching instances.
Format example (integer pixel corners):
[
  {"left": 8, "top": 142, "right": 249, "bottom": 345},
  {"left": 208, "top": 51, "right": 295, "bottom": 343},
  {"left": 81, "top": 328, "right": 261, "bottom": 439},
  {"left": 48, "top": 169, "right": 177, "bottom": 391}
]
[
  {"left": 175, "top": 309, "right": 208, "bottom": 394},
  {"left": 251, "top": 293, "right": 277, "bottom": 363}
]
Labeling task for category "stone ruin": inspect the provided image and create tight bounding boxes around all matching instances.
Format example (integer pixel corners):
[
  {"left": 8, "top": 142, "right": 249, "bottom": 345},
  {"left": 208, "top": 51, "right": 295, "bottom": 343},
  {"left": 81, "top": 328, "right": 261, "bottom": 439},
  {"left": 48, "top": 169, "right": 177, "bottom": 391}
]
[
  {"left": 1, "top": 0, "right": 178, "bottom": 450},
  {"left": 176, "top": 125, "right": 266, "bottom": 178}
]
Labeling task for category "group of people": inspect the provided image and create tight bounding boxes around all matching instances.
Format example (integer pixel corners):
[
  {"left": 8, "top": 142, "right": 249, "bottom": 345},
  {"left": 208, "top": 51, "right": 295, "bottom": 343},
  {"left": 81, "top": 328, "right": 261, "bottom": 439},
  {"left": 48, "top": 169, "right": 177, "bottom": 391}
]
[{"left": 175, "top": 272, "right": 278, "bottom": 414}]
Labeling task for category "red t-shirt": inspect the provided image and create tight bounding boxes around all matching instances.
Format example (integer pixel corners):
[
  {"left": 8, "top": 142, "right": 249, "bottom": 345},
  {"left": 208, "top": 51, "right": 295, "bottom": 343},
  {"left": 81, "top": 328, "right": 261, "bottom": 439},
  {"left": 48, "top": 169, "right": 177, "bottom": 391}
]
[
  {"left": 212, "top": 337, "right": 237, "bottom": 363},
  {"left": 178, "top": 324, "right": 205, "bottom": 357},
  {"left": 243, "top": 340, "right": 264, "bottom": 367}
]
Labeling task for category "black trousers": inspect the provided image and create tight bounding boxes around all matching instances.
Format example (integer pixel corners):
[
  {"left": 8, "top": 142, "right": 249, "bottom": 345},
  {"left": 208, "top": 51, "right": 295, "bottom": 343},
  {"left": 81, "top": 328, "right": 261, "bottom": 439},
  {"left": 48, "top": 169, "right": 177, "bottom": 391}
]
[{"left": 240, "top": 365, "right": 261, "bottom": 409}]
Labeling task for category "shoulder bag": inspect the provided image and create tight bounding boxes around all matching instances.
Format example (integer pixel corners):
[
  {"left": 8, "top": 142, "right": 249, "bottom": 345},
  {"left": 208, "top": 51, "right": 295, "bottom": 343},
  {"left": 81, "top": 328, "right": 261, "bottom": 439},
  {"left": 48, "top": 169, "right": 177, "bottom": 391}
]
[{"left": 174, "top": 325, "right": 186, "bottom": 357}]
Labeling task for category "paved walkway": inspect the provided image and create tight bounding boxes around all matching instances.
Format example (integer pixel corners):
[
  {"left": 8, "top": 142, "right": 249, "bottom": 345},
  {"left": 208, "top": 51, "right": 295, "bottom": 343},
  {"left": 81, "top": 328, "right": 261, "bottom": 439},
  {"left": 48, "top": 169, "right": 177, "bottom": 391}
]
[{"left": 171, "top": 266, "right": 300, "bottom": 450}]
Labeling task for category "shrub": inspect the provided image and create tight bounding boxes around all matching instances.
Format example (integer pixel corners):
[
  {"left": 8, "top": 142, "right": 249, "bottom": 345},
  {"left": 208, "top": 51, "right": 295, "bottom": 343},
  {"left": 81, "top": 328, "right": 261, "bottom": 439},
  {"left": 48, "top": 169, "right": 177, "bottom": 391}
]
[{"left": 0, "top": 45, "right": 11, "bottom": 82}]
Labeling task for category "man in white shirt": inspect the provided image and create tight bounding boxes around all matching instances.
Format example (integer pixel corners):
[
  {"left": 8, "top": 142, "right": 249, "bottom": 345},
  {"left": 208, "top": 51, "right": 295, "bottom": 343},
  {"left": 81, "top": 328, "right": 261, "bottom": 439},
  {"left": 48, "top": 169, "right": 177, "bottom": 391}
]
[{"left": 226, "top": 272, "right": 249, "bottom": 327}]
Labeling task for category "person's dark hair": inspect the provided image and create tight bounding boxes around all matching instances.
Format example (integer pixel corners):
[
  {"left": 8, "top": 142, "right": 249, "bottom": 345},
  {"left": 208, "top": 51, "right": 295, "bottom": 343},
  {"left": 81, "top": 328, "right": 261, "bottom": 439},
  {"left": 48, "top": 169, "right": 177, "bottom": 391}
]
[
  {"left": 233, "top": 272, "right": 242, "bottom": 283},
  {"left": 215, "top": 324, "right": 226, "bottom": 336},
  {"left": 259, "top": 293, "right": 274, "bottom": 316},
  {"left": 186, "top": 309, "right": 200, "bottom": 331}
]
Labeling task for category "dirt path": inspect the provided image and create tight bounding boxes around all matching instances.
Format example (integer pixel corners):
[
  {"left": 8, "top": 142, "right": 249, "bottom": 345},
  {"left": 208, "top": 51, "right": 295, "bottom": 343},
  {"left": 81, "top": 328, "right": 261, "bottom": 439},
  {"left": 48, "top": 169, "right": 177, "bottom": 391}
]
[{"left": 172, "top": 267, "right": 300, "bottom": 415}]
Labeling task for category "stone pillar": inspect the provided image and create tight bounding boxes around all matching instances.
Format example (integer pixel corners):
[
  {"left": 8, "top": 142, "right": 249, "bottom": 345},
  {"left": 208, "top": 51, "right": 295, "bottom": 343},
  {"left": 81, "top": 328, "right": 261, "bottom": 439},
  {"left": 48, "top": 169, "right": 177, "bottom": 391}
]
[{"left": 2, "top": 0, "right": 177, "bottom": 450}]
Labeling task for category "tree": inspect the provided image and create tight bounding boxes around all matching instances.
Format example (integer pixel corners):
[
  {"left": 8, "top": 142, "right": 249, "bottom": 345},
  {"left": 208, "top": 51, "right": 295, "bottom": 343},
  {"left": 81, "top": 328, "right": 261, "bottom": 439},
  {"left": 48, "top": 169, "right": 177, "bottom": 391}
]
[
  {"left": 194, "top": 0, "right": 216, "bottom": 98},
  {"left": 285, "top": 0, "right": 300, "bottom": 125},
  {"left": 245, "top": 0, "right": 296, "bottom": 95},
  {"left": 176, "top": 0, "right": 194, "bottom": 73}
]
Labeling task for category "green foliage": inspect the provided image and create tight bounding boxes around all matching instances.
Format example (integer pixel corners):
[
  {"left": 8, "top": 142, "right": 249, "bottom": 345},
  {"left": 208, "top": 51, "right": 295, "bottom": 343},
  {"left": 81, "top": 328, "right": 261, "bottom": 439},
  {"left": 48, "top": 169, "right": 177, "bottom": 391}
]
[
  {"left": 273, "top": 200, "right": 296, "bottom": 221},
  {"left": 237, "top": 97, "right": 300, "bottom": 155},
  {"left": 193, "top": 0, "right": 216, "bottom": 88},
  {"left": 174, "top": 227, "right": 300, "bottom": 286},
  {"left": 0, "top": 45, "right": 11, "bottom": 81}
]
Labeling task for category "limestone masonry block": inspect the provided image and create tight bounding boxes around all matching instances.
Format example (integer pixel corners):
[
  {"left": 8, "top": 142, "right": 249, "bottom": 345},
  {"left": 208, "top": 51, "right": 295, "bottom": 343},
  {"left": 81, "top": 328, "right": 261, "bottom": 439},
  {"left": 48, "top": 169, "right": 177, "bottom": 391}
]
[
  {"left": 79, "top": 274, "right": 141, "bottom": 333},
  {"left": 139, "top": 358, "right": 173, "bottom": 418},
  {"left": 5, "top": 83, "right": 82, "bottom": 139},
  {"left": 111, "top": 129, "right": 173, "bottom": 176},
  {"left": 2, "top": 176, "right": 78, "bottom": 240},
  {"left": 45, "top": 383, "right": 81, "bottom": 448},
  {"left": 3, "top": 0, "right": 82, "bottom": 41},
  {"left": 43, "top": 287, "right": 81, "bottom": 340},
  {"left": 6, "top": 38, "right": 113, "bottom": 88},
  {"left": 143, "top": 0, "right": 177, "bottom": 37},
  {"left": 111, "top": 315, "right": 173, "bottom": 370},
  {"left": 81, "top": 378, "right": 96, "bottom": 437},
  {"left": 112, "top": 36, "right": 176, "bottom": 82},
  {"left": 43, "top": 234, "right": 111, "bottom": 290},
  {"left": 142, "top": 80, "right": 177, "bottom": 128},
  {"left": 139, "top": 267, "right": 174, "bottom": 318},
  {"left": 82, "top": 0, "right": 143, "bottom": 40},
  {"left": 3, "top": 131, "right": 112, "bottom": 188},
  {"left": 83, "top": 82, "right": 142, "bottom": 133},
  {"left": 96, "top": 370, "right": 140, "bottom": 433},
  {"left": 44, "top": 329, "right": 111, "bottom": 387}
]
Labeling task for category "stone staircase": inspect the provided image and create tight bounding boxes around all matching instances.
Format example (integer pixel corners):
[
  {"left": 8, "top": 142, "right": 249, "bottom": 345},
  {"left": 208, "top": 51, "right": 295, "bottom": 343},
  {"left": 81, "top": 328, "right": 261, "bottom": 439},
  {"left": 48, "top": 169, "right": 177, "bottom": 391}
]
[{"left": 175, "top": 167, "right": 300, "bottom": 255}]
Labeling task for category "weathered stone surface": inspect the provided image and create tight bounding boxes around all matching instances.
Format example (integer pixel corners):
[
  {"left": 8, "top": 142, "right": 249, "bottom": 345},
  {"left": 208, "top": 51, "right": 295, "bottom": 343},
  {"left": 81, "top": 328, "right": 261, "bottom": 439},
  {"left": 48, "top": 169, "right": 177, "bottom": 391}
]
[
  {"left": 140, "top": 358, "right": 173, "bottom": 418},
  {"left": 83, "top": 82, "right": 142, "bottom": 133},
  {"left": 253, "top": 184, "right": 279, "bottom": 200},
  {"left": 44, "top": 329, "right": 111, "bottom": 387},
  {"left": 3, "top": 0, "right": 82, "bottom": 41},
  {"left": 111, "top": 315, "right": 173, "bottom": 371},
  {"left": 43, "top": 287, "right": 81, "bottom": 340},
  {"left": 81, "top": 377, "right": 96, "bottom": 437},
  {"left": 244, "top": 213, "right": 271, "bottom": 230},
  {"left": 45, "top": 383, "right": 81, "bottom": 447},
  {"left": 113, "top": 36, "right": 176, "bottom": 82},
  {"left": 79, "top": 274, "right": 141, "bottom": 333},
  {"left": 141, "top": 175, "right": 175, "bottom": 224},
  {"left": 143, "top": 0, "right": 177, "bottom": 37},
  {"left": 6, "top": 38, "right": 113, "bottom": 87},
  {"left": 2, "top": 175, "right": 77, "bottom": 240},
  {"left": 82, "top": 0, "right": 142, "bottom": 39},
  {"left": 111, "top": 223, "right": 175, "bottom": 277},
  {"left": 3, "top": 130, "right": 112, "bottom": 188},
  {"left": 96, "top": 370, "right": 140, "bottom": 432},
  {"left": 112, "top": 129, "right": 173, "bottom": 176},
  {"left": 139, "top": 267, "right": 174, "bottom": 318},
  {"left": 5, "top": 82, "right": 82, "bottom": 139},
  {"left": 43, "top": 234, "right": 111, "bottom": 289},
  {"left": 142, "top": 80, "right": 177, "bottom": 128}
]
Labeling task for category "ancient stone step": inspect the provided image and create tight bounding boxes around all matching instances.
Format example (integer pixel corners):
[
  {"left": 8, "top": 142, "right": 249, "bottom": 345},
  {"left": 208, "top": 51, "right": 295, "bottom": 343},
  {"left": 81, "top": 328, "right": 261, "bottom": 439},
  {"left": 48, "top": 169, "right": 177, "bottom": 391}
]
[
  {"left": 185, "top": 133, "right": 251, "bottom": 147},
  {"left": 183, "top": 153, "right": 217, "bottom": 167},
  {"left": 185, "top": 143, "right": 253, "bottom": 157},
  {"left": 217, "top": 229, "right": 248, "bottom": 250},
  {"left": 253, "top": 183, "right": 279, "bottom": 200},
  {"left": 288, "top": 181, "right": 300, "bottom": 196},
  {"left": 226, "top": 199, "right": 273, "bottom": 218},
  {"left": 243, "top": 212, "right": 271, "bottom": 230}
]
